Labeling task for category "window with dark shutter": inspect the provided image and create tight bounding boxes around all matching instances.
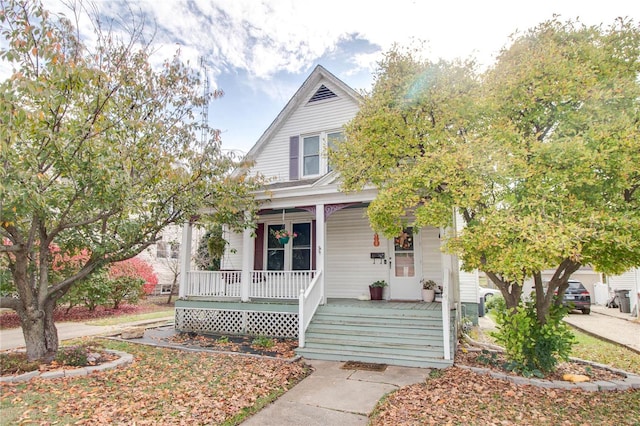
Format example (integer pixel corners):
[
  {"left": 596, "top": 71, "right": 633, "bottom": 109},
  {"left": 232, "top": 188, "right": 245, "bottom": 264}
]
[{"left": 254, "top": 223, "right": 265, "bottom": 270}]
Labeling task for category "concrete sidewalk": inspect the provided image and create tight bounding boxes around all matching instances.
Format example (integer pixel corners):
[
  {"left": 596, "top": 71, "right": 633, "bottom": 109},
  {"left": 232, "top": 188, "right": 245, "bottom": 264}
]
[
  {"left": 242, "top": 360, "right": 430, "bottom": 426},
  {"left": 0, "top": 317, "right": 174, "bottom": 351}
]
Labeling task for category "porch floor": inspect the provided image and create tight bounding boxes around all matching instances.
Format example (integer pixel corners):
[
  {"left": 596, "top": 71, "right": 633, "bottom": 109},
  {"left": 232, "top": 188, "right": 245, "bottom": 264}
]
[{"left": 326, "top": 298, "right": 441, "bottom": 311}]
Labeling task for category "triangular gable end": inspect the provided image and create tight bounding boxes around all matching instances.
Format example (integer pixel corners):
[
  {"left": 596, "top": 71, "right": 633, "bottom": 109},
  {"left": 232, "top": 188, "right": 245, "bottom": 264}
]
[
  {"left": 237, "top": 65, "right": 362, "bottom": 172},
  {"left": 308, "top": 84, "right": 337, "bottom": 103}
]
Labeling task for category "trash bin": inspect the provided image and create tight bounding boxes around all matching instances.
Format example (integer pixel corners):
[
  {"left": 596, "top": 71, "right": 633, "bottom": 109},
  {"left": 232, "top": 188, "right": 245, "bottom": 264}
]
[
  {"left": 615, "top": 289, "right": 631, "bottom": 313},
  {"left": 478, "top": 296, "right": 485, "bottom": 317}
]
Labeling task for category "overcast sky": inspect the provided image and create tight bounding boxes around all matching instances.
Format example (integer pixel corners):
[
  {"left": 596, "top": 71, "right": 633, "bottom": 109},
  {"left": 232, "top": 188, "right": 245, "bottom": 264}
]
[{"left": 21, "top": 1, "right": 640, "bottom": 153}]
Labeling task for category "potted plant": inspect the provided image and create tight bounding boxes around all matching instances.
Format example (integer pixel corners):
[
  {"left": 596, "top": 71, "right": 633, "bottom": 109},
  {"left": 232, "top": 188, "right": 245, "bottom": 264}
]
[
  {"left": 369, "top": 280, "right": 387, "bottom": 300},
  {"left": 421, "top": 279, "right": 437, "bottom": 302},
  {"left": 272, "top": 229, "right": 297, "bottom": 244}
]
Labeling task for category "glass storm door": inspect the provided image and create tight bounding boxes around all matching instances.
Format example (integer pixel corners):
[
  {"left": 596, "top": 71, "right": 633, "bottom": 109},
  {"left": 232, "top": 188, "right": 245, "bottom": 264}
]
[{"left": 389, "top": 227, "right": 421, "bottom": 300}]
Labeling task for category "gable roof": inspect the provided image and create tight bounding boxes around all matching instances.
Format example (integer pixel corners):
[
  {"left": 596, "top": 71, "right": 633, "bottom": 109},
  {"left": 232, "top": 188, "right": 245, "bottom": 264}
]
[{"left": 242, "top": 65, "right": 362, "bottom": 162}]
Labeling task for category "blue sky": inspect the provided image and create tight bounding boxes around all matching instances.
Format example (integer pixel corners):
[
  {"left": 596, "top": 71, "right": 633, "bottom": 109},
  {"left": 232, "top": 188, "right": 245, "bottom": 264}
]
[{"left": 30, "top": 1, "right": 640, "bottom": 154}]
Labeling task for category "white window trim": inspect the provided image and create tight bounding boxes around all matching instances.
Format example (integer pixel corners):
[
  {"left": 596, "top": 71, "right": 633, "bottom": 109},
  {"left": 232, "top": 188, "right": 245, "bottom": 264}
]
[
  {"left": 299, "top": 129, "right": 343, "bottom": 178},
  {"left": 264, "top": 221, "right": 313, "bottom": 271}
]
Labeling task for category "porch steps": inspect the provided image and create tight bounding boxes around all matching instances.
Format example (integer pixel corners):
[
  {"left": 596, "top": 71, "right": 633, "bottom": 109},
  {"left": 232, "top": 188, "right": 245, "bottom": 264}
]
[{"left": 296, "top": 303, "right": 453, "bottom": 369}]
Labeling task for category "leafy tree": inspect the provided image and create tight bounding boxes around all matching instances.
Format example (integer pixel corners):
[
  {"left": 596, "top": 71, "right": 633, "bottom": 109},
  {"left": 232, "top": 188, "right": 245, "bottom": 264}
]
[
  {"left": 332, "top": 18, "right": 640, "bottom": 363},
  {"left": 0, "top": 0, "right": 259, "bottom": 361}
]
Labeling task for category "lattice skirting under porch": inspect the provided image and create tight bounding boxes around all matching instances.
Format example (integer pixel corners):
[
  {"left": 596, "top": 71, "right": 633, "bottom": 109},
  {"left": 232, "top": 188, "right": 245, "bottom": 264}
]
[{"left": 175, "top": 308, "right": 299, "bottom": 338}]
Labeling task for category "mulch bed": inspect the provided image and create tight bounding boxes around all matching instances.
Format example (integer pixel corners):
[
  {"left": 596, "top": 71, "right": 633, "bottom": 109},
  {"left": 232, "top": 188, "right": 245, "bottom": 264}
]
[
  {"left": 165, "top": 332, "right": 298, "bottom": 359},
  {"left": 455, "top": 347, "right": 626, "bottom": 381}
]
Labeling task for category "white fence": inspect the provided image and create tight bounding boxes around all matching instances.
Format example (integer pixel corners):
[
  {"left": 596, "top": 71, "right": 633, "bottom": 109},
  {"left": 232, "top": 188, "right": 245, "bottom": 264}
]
[{"left": 185, "top": 270, "right": 316, "bottom": 300}]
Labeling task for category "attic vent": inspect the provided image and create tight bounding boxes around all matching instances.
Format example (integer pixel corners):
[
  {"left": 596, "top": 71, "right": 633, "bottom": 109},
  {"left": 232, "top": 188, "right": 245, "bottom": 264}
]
[{"left": 309, "top": 85, "right": 337, "bottom": 103}]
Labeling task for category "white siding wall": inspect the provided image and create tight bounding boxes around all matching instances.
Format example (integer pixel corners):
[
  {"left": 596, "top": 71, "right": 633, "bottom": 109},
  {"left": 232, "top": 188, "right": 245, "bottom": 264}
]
[
  {"left": 459, "top": 269, "right": 480, "bottom": 303},
  {"left": 608, "top": 268, "right": 639, "bottom": 315},
  {"left": 251, "top": 82, "right": 359, "bottom": 181},
  {"left": 608, "top": 269, "right": 638, "bottom": 291},
  {"left": 221, "top": 226, "right": 244, "bottom": 270},
  {"left": 454, "top": 210, "right": 478, "bottom": 303},
  {"left": 420, "top": 227, "right": 443, "bottom": 285},
  {"left": 325, "top": 208, "right": 384, "bottom": 298}
]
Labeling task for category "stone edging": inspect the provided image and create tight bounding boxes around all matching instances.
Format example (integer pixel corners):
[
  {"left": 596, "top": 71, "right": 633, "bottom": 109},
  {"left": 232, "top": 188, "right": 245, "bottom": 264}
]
[
  {"left": 0, "top": 350, "right": 133, "bottom": 383},
  {"left": 456, "top": 361, "right": 640, "bottom": 392}
]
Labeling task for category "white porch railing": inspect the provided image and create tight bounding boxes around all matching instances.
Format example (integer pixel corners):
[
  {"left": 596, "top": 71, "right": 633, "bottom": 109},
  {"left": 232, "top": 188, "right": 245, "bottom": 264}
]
[
  {"left": 298, "top": 270, "right": 323, "bottom": 348},
  {"left": 250, "top": 270, "right": 315, "bottom": 299},
  {"left": 184, "top": 270, "right": 315, "bottom": 299},
  {"left": 185, "top": 271, "right": 242, "bottom": 298}
]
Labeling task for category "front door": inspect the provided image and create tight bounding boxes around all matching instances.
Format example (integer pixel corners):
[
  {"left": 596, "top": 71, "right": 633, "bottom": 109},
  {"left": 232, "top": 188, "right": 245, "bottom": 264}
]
[{"left": 389, "top": 227, "right": 421, "bottom": 300}]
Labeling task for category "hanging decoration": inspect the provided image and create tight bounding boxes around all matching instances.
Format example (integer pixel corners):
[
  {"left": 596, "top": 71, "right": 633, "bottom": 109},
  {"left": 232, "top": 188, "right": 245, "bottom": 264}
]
[
  {"left": 373, "top": 233, "right": 380, "bottom": 247},
  {"left": 272, "top": 209, "right": 297, "bottom": 244}
]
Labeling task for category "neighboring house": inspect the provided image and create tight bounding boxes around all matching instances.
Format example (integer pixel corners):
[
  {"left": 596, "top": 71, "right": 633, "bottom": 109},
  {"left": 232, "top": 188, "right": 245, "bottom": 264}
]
[
  {"left": 136, "top": 225, "right": 204, "bottom": 296},
  {"left": 176, "top": 65, "right": 477, "bottom": 368}
]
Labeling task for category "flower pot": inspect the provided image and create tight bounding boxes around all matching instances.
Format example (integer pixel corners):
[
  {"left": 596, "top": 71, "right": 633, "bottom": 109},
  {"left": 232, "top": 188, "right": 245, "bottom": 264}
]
[
  {"left": 369, "top": 286, "right": 384, "bottom": 301},
  {"left": 278, "top": 236, "right": 290, "bottom": 244},
  {"left": 422, "top": 289, "right": 435, "bottom": 302}
]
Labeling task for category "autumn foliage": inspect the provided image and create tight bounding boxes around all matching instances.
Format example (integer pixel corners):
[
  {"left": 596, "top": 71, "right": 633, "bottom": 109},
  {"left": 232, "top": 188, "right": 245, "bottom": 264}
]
[{"left": 109, "top": 258, "right": 158, "bottom": 295}]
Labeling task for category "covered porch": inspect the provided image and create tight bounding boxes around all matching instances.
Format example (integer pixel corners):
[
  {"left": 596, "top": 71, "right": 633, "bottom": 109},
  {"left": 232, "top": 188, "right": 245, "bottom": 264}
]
[{"left": 176, "top": 192, "right": 459, "bottom": 367}]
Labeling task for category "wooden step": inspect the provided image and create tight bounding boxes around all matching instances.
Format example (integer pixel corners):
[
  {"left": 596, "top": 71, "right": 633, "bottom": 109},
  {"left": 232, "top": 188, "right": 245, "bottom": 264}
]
[{"left": 297, "top": 302, "right": 451, "bottom": 368}]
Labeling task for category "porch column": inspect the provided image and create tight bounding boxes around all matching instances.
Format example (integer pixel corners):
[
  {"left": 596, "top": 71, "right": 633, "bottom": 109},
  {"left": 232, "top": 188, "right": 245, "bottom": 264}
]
[
  {"left": 178, "top": 222, "right": 192, "bottom": 298},
  {"left": 316, "top": 203, "right": 326, "bottom": 304},
  {"left": 442, "top": 268, "right": 451, "bottom": 360},
  {"left": 240, "top": 212, "right": 254, "bottom": 302}
]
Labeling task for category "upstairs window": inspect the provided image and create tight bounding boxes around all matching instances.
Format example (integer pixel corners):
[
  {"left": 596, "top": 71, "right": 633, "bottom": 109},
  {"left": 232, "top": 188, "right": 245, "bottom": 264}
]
[
  {"left": 326, "top": 131, "right": 344, "bottom": 172},
  {"left": 303, "top": 136, "right": 320, "bottom": 176}
]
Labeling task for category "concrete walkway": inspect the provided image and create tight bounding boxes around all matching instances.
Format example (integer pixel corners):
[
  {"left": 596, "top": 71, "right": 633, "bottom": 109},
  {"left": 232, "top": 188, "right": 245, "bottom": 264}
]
[
  {"left": 563, "top": 304, "right": 640, "bottom": 353},
  {"left": 243, "top": 360, "right": 430, "bottom": 426},
  {"left": 0, "top": 317, "right": 174, "bottom": 351}
]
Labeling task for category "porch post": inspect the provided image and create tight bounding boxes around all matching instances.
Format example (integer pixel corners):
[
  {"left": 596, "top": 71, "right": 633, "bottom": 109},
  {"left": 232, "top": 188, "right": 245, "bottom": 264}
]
[
  {"left": 240, "top": 213, "right": 253, "bottom": 302},
  {"left": 442, "top": 268, "right": 451, "bottom": 360},
  {"left": 178, "top": 222, "right": 192, "bottom": 298},
  {"left": 315, "top": 203, "right": 326, "bottom": 304}
]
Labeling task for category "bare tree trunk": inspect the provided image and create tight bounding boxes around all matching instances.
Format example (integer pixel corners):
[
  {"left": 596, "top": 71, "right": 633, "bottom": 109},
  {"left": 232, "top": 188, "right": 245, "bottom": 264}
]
[
  {"left": 166, "top": 274, "right": 178, "bottom": 304},
  {"left": 19, "top": 299, "right": 59, "bottom": 362}
]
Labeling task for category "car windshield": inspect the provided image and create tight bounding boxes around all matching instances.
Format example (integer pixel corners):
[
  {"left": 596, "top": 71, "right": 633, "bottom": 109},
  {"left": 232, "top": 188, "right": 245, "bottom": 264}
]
[{"left": 567, "top": 282, "right": 585, "bottom": 290}]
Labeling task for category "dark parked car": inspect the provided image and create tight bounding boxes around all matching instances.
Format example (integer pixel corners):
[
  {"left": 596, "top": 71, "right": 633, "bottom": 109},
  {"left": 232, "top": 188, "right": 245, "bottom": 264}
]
[{"left": 560, "top": 280, "right": 591, "bottom": 314}]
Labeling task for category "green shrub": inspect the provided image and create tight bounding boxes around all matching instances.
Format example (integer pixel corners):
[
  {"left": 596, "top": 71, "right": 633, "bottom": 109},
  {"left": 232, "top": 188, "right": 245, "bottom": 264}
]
[
  {"left": 491, "top": 300, "right": 575, "bottom": 377},
  {"left": 252, "top": 336, "right": 275, "bottom": 348},
  {"left": 55, "top": 346, "right": 89, "bottom": 367},
  {"left": 60, "top": 270, "right": 111, "bottom": 311},
  {"left": 484, "top": 294, "right": 506, "bottom": 313},
  {"left": 107, "top": 276, "right": 145, "bottom": 309}
]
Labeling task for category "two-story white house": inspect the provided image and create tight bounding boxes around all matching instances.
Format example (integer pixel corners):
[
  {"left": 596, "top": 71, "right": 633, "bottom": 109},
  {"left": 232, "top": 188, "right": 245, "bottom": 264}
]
[{"left": 175, "top": 65, "right": 479, "bottom": 368}]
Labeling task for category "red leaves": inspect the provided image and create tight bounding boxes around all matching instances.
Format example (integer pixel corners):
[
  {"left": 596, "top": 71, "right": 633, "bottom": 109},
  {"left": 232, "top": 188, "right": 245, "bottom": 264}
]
[{"left": 109, "top": 258, "right": 158, "bottom": 294}]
